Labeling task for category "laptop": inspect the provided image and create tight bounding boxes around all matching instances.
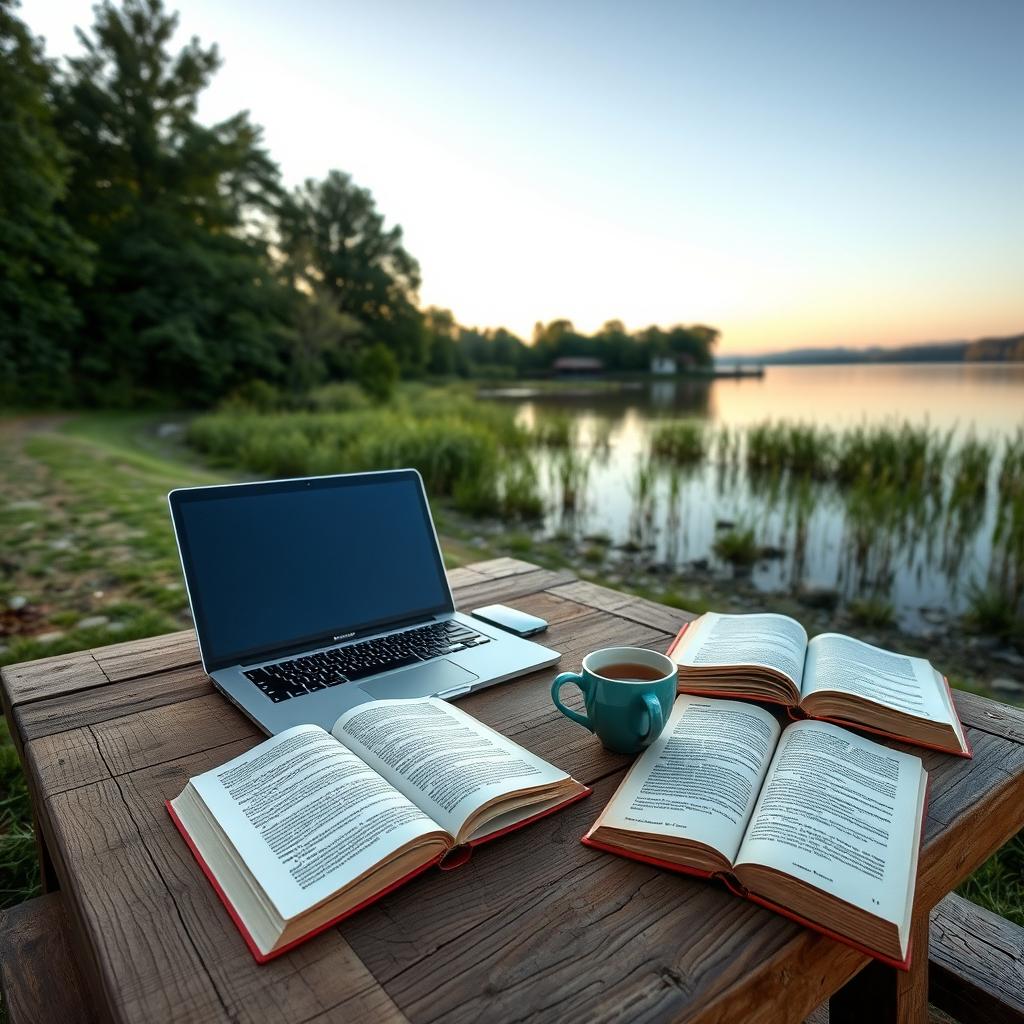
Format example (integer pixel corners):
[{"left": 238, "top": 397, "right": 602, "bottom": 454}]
[{"left": 168, "top": 469, "right": 560, "bottom": 734}]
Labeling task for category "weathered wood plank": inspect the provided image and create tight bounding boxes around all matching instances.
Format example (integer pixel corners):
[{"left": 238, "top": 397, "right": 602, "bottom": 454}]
[
  {"left": 46, "top": 777, "right": 230, "bottom": 1023},
  {"left": 442, "top": 566, "right": 486, "bottom": 590},
  {"left": 115, "top": 742, "right": 408, "bottom": 1024},
  {"left": 0, "top": 892, "right": 96, "bottom": 1024},
  {"left": 546, "top": 578, "right": 697, "bottom": 635},
  {"left": 928, "top": 892, "right": 1024, "bottom": 1024},
  {"left": 26, "top": 726, "right": 112, "bottom": 795},
  {"left": 451, "top": 567, "right": 577, "bottom": 610},
  {"left": 15, "top": 662, "right": 216, "bottom": 743},
  {"left": 1, "top": 649, "right": 108, "bottom": 708},
  {"left": 92, "top": 692, "right": 261, "bottom": 777},
  {"left": 953, "top": 689, "right": 1024, "bottom": 745},
  {"left": 461, "top": 556, "right": 541, "bottom": 578},
  {"left": 93, "top": 629, "right": 201, "bottom": 682}
]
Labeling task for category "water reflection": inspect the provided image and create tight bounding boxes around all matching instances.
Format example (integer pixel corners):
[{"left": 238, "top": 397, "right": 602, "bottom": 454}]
[{"left": 494, "top": 365, "right": 1024, "bottom": 632}]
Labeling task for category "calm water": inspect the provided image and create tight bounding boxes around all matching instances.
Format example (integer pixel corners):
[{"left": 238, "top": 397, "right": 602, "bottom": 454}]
[{"left": 494, "top": 364, "right": 1024, "bottom": 634}]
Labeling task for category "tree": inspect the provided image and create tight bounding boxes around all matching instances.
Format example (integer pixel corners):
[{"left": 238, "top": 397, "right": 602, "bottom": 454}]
[
  {"left": 53, "top": 0, "right": 292, "bottom": 404},
  {"left": 0, "top": 0, "right": 92, "bottom": 405},
  {"left": 280, "top": 171, "right": 426, "bottom": 371}
]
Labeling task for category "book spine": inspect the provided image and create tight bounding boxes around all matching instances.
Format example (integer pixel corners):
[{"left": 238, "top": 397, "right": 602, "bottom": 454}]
[
  {"left": 166, "top": 800, "right": 443, "bottom": 964},
  {"left": 580, "top": 834, "right": 912, "bottom": 970}
]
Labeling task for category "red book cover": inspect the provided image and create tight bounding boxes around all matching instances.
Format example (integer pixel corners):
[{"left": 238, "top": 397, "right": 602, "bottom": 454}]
[
  {"left": 168, "top": 785, "right": 591, "bottom": 963},
  {"left": 581, "top": 777, "right": 930, "bottom": 972},
  {"left": 667, "top": 624, "right": 972, "bottom": 759}
]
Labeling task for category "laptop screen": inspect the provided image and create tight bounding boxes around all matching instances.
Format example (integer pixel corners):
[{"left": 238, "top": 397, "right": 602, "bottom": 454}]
[{"left": 169, "top": 471, "right": 453, "bottom": 671}]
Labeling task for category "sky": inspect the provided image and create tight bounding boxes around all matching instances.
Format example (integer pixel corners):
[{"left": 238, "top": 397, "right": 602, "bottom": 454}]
[{"left": 23, "top": 0, "right": 1024, "bottom": 354}]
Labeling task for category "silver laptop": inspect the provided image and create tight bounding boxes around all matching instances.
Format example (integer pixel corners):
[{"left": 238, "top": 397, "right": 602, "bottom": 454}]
[{"left": 168, "top": 469, "right": 559, "bottom": 734}]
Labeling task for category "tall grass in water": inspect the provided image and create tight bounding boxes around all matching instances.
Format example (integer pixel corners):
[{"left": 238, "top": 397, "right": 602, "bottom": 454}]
[
  {"left": 834, "top": 422, "right": 951, "bottom": 490},
  {"left": 531, "top": 414, "right": 575, "bottom": 449},
  {"left": 745, "top": 422, "right": 834, "bottom": 479},
  {"left": 550, "top": 447, "right": 592, "bottom": 513},
  {"left": 650, "top": 420, "right": 706, "bottom": 464},
  {"left": 987, "top": 429, "right": 1024, "bottom": 624},
  {"left": 627, "top": 459, "right": 659, "bottom": 546}
]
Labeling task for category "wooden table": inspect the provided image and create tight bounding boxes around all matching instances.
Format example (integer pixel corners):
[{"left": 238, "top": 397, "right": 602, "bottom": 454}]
[{"left": 4, "top": 557, "right": 1024, "bottom": 1024}]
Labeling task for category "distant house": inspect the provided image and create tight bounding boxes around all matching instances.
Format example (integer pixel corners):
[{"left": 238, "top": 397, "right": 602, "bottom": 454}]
[
  {"left": 552, "top": 356, "right": 604, "bottom": 376},
  {"left": 649, "top": 354, "right": 697, "bottom": 375}
]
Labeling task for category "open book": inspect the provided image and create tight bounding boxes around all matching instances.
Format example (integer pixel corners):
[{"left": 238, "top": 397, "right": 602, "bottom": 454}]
[
  {"left": 583, "top": 696, "right": 928, "bottom": 968},
  {"left": 168, "top": 697, "right": 590, "bottom": 962},
  {"left": 668, "top": 612, "right": 970, "bottom": 757}
]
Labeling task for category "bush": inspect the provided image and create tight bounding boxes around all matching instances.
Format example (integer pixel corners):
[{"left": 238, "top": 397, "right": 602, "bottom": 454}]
[
  {"left": 713, "top": 527, "right": 759, "bottom": 565},
  {"left": 354, "top": 343, "right": 399, "bottom": 402},
  {"left": 307, "top": 381, "right": 371, "bottom": 412}
]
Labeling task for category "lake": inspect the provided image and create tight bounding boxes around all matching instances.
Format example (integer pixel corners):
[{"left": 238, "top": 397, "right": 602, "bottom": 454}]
[{"left": 486, "top": 363, "right": 1024, "bottom": 636}]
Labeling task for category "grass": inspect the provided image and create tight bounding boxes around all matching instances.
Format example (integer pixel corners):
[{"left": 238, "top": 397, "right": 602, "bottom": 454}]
[
  {"left": 713, "top": 526, "right": 760, "bottom": 566},
  {"left": 958, "top": 833, "right": 1024, "bottom": 927},
  {"left": 848, "top": 595, "right": 896, "bottom": 628}
]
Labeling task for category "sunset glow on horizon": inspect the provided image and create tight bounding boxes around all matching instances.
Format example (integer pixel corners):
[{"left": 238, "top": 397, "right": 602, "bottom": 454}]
[{"left": 25, "top": 0, "right": 1024, "bottom": 354}]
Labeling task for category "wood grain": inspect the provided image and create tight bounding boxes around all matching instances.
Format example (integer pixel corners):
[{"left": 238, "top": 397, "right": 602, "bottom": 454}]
[
  {"left": 1, "top": 649, "right": 108, "bottom": 710},
  {"left": 15, "top": 662, "right": 216, "bottom": 743},
  {"left": 7, "top": 558, "right": 1024, "bottom": 1024},
  {"left": 546, "top": 578, "right": 698, "bottom": 635},
  {"left": 26, "top": 726, "right": 112, "bottom": 795},
  {"left": 115, "top": 742, "right": 408, "bottom": 1024},
  {"left": 0, "top": 892, "right": 96, "bottom": 1024},
  {"left": 928, "top": 893, "right": 1024, "bottom": 1024},
  {"left": 93, "top": 629, "right": 200, "bottom": 682}
]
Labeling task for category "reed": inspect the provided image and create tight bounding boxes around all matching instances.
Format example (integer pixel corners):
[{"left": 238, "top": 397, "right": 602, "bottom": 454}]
[
  {"left": 949, "top": 433, "right": 995, "bottom": 504},
  {"left": 745, "top": 422, "right": 834, "bottom": 478},
  {"left": 531, "top": 414, "right": 575, "bottom": 449},
  {"left": 650, "top": 420, "right": 707, "bottom": 464}
]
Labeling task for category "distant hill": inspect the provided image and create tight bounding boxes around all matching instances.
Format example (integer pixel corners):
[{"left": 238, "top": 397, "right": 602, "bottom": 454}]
[{"left": 718, "top": 333, "right": 1024, "bottom": 366}]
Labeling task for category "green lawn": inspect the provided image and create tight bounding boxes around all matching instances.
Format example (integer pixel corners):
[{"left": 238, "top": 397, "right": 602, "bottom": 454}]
[{"left": 1, "top": 412, "right": 1022, "bottom": 930}]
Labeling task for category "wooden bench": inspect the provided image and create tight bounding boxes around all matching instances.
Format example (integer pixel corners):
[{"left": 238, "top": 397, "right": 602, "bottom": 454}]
[
  {"left": 0, "top": 892, "right": 95, "bottom": 1024},
  {"left": 928, "top": 892, "right": 1024, "bottom": 1024}
]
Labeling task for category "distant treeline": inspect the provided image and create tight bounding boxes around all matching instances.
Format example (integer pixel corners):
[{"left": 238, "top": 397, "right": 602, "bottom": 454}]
[
  {"left": 719, "top": 333, "right": 1024, "bottom": 367},
  {"left": 0, "top": 0, "right": 715, "bottom": 408}
]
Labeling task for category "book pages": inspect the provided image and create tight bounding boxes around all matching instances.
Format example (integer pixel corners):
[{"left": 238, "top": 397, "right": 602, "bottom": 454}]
[
  {"left": 189, "top": 725, "right": 439, "bottom": 921},
  {"left": 333, "top": 697, "right": 569, "bottom": 840},
  {"left": 734, "top": 720, "right": 924, "bottom": 927},
  {"left": 596, "top": 696, "right": 781, "bottom": 864},
  {"left": 803, "top": 632, "right": 958, "bottom": 726},
  {"left": 675, "top": 612, "right": 809, "bottom": 691}
]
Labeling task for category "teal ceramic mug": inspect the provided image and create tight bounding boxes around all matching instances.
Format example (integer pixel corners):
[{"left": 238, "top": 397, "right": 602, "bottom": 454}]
[{"left": 550, "top": 646, "right": 676, "bottom": 754}]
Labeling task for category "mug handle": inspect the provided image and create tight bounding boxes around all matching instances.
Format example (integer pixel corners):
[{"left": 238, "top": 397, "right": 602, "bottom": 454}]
[
  {"left": 551, "top": 672, "right": 593, "bottom": 731},
  {"left": 639, "top": 693, "right": 664, "bottom": 747}
]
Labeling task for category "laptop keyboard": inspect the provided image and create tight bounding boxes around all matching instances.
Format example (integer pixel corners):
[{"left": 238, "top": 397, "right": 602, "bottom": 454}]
[{"left": 243, "top": 620, "right": 490, "bottom": 703}]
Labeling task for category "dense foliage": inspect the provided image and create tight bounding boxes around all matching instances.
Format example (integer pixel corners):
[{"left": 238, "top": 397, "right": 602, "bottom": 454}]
[
  {"left": 0, "top": 0, "right": 717, "bottom": 407},
  {"left": 0, "top": 0, "right": 92, "bottom": 405}
]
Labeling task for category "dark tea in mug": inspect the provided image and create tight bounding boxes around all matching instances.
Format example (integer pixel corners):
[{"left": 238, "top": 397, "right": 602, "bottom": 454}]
[{"left": 595, "top": 662, "right": 666, "bottom": 682}]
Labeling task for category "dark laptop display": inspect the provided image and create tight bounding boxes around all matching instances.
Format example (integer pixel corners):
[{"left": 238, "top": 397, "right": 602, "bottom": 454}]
[{"left": 169, "top": 471, "right": 452, "bottom": 671}]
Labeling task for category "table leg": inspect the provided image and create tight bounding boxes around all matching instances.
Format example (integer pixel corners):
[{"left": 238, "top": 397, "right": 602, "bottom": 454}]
[
  {"left": 32, "top": 809, "right": 59, "bottom": 894},
  {"left": 830, "top": 909, "right": 929, "bottom": 1024}
]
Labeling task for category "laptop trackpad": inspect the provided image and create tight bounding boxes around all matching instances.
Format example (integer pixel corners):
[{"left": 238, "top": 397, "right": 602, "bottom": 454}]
[{"left": 359, "top": 660, "right": 478, "bottom": 701}]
